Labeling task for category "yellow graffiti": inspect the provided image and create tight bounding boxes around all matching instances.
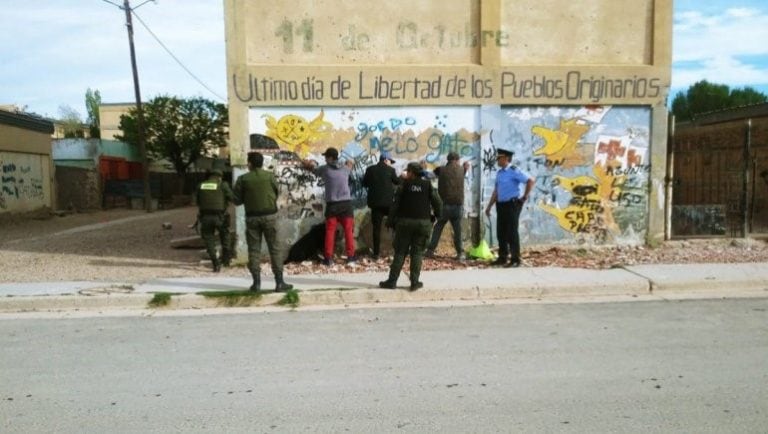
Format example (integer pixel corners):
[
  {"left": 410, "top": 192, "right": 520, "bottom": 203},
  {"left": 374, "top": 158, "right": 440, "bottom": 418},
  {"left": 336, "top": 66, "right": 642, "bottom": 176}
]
[
  {"left": 532, "top": 118, "right": 590, "bottom": 168},
  {"left": 542, "top": 164, "right": 625, "bottom": 239},
  {"left": 552, "top": 174, "right": 600, "bottom": 201},
  {"left": 263, "top": 110, "right": 332, "bottom": 157}
]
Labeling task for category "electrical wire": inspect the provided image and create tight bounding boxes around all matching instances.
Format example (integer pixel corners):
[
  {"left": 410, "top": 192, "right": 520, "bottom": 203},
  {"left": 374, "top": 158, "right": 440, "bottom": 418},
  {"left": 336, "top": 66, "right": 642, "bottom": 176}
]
[
  {"left": 100, "top": 0, "right": 123, "bottom": 8},
  {"left": 131, "top": 9, "right": 226, "bottom": 102}
]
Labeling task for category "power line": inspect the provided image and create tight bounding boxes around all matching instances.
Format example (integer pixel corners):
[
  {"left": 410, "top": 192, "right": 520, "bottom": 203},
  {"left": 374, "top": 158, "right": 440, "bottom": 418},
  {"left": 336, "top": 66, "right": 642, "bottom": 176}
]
[
  {"left": 131, "top": 9, "right": 226, "bottom": 102},
  {"left": 100, "top": 0, "right": 122, "bottom": 8}
]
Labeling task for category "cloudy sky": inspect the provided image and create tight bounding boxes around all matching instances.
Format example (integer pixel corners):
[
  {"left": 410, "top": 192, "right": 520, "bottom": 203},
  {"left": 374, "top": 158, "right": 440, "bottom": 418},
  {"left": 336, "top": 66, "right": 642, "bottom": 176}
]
[{"left": 1, "top": 0, "right": 767, "bottom": 119}]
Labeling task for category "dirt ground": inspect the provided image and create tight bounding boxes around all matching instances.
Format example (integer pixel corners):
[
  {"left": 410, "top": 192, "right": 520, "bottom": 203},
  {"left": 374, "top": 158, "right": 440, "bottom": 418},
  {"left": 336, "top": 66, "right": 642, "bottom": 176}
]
[{"left": 1, "top": 206, "right": 767, "bottom": 283}]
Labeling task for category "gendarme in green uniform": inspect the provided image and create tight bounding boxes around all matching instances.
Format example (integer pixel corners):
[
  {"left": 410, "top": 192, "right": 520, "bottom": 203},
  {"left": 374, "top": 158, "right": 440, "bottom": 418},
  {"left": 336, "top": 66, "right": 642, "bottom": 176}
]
[
  {"left": 380, "top": 162, "right": 442, "bottom": 291},
  {"left": 197, "top": 170, "right": 234, "bottom": 272},
  {"left": 233, "top": 152, "right": 293, "bottom": 292}
]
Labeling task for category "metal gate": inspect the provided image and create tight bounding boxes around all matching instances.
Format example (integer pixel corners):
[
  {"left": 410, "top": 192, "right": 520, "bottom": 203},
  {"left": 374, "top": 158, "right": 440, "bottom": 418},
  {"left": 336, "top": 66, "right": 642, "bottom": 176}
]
[{"left": 671, "top": 116, "right": 768, "bottom": 237}]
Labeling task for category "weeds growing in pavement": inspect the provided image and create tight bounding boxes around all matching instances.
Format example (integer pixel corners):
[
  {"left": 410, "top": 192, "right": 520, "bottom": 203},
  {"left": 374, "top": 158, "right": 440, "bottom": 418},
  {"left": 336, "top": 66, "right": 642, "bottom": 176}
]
[
  {"left": 277, "top": 289, "right": 300, "bottom": 308},
  {"left": 148, "top": 292, "right": 175, "bottom": 308},
  {"left": 198, "top": 290, "right": 262, "bottom": 307}
]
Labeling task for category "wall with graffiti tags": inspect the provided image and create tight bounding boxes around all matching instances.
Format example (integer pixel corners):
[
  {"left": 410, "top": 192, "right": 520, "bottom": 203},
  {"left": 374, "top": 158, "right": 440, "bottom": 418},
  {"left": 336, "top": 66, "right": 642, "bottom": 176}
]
[
  {"left": 0, "top": 151, "right": 51, "bottom": 213},
  {"left": 244, "top": 105, "right": 652, "bottom": 250},
  {"left": 482, "top": 105, "right": 651, "bottom": 246},
  {"left": 246, "top": 107, "right": 481, "bottom": 252}
]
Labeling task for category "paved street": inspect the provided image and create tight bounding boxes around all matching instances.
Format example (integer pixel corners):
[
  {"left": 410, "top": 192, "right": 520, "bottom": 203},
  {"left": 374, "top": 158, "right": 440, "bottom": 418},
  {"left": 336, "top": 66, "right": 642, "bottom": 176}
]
[{"left": 2, "top": 298, "right": 767, "bottom": 433}]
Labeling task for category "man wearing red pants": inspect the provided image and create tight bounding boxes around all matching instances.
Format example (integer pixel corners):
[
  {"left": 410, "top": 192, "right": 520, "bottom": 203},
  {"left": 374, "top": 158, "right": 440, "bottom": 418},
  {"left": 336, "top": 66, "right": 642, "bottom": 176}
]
[{"left": 301, "top": 147, "right": 357, "bottom": 265}]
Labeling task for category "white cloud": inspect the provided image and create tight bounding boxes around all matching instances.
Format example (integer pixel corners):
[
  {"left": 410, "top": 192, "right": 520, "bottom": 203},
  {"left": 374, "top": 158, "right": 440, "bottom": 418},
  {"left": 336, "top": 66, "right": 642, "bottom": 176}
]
[
  {"left": 673, "top": 4, "right": 768, "bottom": 92},
  {"left": 725, "top": 7, "right": 759, "bottom": 18},
  {"left": 0, "top": 0, "right": 226, "bottom": 117},
  {"left": 672, "top": 57, "right": 768, "bottom": 89},
  {"left": 674, "top": 9, "right": 768, "bottom": 61}
]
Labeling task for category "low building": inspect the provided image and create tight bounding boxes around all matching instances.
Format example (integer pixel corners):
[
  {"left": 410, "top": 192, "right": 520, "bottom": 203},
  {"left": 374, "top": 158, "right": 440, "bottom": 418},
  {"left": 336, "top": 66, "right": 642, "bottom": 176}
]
[{"left": 0, "top": 108, "right": 55, "bottom": 214}]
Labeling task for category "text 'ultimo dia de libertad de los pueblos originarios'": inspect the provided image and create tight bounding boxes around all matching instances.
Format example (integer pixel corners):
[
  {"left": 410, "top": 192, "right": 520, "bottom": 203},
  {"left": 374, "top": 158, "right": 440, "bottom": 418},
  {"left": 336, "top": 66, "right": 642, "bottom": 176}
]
[{"left": 232, "top": 71, "right": 663, "bottom": 103}]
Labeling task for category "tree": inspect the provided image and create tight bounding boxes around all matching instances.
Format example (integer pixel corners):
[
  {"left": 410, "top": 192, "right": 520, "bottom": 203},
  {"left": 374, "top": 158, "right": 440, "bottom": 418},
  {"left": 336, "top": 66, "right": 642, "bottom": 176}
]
[
  {"left": 729, "top": 86, "right": 767, "bottom": 108},
  {"left": 116, "top": 95, "right": 228, "bottom": 180},
  {"left": 671, "top": 80, "right": 768, "bottom": 122},
  {"left": 57, "top": 105, "right": 85, "bottom": 138},
  {"left": 85, "top": 88, "right": 102, "bottom": 139}
]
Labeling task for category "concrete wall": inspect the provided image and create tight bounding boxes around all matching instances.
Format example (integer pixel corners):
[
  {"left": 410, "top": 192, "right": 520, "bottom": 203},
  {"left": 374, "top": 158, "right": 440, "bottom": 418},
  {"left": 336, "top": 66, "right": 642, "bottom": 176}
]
[
  {"left": 488, "top": 106, "right": 651, "bottom": 246},
  {"left": 224, "top": 0, "right": 672, "bottom": 253},
  {"left": 52, "top": 138, "right": 141, "bottom": 164},
  {"left": 0, "top": 150, "right": 51, "bottom": 213},
  {"left": 0, "top": 120, "right": 54, "bottom": 214},
  {"left": 98, "top": 104, "right": 133, "bottom": 141},
  {"left": 249, "top": 105, "right": 652, "bottom": 248}
]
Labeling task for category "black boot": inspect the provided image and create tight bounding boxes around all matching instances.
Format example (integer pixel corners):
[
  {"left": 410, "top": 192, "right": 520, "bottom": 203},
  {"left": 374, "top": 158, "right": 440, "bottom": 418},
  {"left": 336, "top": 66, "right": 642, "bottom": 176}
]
[
  {"left": 249, "top": 274, "right": 260, "bottom": 292},
  {"left": 274, "top": 271, "right": 294, "bottom": 292},
  {"left": 379, "top": 280, "right": 397, "bottom": 289},
  {"left": 212, "top": 259, "right": 221, "bottom": 273}
]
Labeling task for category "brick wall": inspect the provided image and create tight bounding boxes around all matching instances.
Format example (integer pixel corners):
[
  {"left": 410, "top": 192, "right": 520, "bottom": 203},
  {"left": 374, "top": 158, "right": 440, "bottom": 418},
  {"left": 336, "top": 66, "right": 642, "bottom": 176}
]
[{"left": 55, "top": 166, "right": 101, "bottom": 211}]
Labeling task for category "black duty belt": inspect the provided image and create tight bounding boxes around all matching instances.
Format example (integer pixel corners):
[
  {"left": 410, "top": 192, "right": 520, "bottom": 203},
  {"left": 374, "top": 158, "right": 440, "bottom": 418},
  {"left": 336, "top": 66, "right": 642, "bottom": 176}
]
[{"left": 199, "top": 209, "right": 225, "bottom": 215}]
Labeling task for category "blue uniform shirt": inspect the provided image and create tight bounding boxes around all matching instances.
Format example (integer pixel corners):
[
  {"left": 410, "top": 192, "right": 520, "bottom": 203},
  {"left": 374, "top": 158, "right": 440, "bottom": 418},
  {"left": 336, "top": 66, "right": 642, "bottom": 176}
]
[{"left": 495, "top": 166, "right": 531, "bottom": 202}]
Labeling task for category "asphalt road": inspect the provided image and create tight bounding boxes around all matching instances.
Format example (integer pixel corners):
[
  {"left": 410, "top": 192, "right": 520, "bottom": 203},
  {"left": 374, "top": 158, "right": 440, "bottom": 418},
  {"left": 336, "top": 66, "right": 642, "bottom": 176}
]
[{"left": 1, "top": 298, "right": 767, "bottom": 433}]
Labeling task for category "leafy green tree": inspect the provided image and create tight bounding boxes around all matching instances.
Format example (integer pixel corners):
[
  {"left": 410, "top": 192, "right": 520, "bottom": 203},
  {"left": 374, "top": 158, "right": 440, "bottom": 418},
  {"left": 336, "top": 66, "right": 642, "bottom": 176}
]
[
  {"left": 729, "top": 86, "right": 767, "bottom": 108},
  {"left": 671, "top": 80, "right": 767, "bottom": 122},
  {"left": 57, "top": 105, "right": 85, "bottom": 138},
  {"left": 85, "top": 88, "right": 102, "bottom": 139},
  {"left": 116, "top": 95, "right": 228, "bottom": 179}
]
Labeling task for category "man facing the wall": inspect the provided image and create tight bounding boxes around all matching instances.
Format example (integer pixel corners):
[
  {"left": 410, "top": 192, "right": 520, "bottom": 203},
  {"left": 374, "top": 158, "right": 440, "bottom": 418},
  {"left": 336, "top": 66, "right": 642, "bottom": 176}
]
[
  {"left": 301, "top": 147, "right": 357, "bottom": 266},
  {"left": 362, "top": 150, "right": 401, "bottom": 259},
  {"left": 425, "top": 151, "right": 470, "bottom": 261}
]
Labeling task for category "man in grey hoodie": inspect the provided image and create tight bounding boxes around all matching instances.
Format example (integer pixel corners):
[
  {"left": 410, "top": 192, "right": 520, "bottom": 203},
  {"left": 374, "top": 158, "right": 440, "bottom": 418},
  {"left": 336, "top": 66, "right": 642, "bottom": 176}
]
[{"left": 301, "top": 147, "right": 357, "bottom": 265}]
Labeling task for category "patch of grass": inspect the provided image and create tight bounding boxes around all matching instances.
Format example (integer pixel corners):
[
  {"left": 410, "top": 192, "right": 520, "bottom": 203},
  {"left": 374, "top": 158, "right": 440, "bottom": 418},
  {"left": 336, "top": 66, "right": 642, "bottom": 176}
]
[
  {"left": 277, "top": 289, "right": 300, "bottom": 308},
  {"left": 148, "top": 292, "right": 175, "bottom": 308},
  {"left": 198, "top": 290, "right": 262, "bottom": 307}
]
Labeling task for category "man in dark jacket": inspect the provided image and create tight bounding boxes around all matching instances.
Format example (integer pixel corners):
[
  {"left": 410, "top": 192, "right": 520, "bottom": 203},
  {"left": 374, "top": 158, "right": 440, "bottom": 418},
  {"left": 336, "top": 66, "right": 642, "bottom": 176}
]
[
  {"left": 362, "top": 150, "right": 400, "bottom": 259},
  {"left": 196, "top": 169, "right": 234, "bottom": 272},
  {"left": 379, "top": 162, "right": 442, "bottom": 291},
  {"left": 425, "top": 152, "right": 470, "bottom": 261},
  {"left": 233, "top": 152, "right": 293, "bottom": 292}
]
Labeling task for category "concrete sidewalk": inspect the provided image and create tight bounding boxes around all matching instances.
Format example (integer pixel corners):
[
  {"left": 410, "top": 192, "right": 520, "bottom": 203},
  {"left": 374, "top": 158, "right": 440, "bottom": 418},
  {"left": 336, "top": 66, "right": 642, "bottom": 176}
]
[{"left": 1, "top": 262, "right": 767, "bottom": 313}]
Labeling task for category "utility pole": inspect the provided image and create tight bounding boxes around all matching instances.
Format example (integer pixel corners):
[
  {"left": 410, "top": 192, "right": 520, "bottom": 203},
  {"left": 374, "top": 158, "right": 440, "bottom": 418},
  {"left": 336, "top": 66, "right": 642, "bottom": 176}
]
[{"left": 123, "top": 0, "right": 152, "bottom": 212}]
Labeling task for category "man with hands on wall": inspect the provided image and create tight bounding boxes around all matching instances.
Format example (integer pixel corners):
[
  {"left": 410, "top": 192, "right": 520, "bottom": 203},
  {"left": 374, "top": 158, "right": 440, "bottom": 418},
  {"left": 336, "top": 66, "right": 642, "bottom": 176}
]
[{"left": 300, "top": 146, "right": 357, "bottom": 266}]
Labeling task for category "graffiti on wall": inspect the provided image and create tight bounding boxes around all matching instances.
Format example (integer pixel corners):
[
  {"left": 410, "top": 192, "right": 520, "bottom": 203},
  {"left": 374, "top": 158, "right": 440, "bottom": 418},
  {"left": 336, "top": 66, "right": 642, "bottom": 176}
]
[
  {"left": 246, "top": 105, "right": 651, "bottom": 248},
  {"left": 483, "top": 106, "right": 651, "bottom": 246},
  {"left": 249, "top": 107, "right": 481, "bottom": 247},
  {"left": 0, "top": 151, "right": 47, "bottom": 212}
]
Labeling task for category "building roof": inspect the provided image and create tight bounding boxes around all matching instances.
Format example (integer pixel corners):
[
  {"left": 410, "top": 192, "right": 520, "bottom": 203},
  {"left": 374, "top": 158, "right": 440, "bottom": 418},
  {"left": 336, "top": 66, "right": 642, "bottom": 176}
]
[
  {"left": 0, "top": 108, "right": 55, "bottom": 134},
  {"left": 681, "top": 102, "right": 768, "bottom": 127}
]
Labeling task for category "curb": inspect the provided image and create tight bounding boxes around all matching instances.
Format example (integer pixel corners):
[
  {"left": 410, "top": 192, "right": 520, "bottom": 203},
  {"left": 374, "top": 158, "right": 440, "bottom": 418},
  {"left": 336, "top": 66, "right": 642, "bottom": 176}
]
[
  {"left": 0, "top": 284, "right": 650, "bottom": 313},
  {"left": 625, "top": 263, "right": 768, "bottom": 293}
]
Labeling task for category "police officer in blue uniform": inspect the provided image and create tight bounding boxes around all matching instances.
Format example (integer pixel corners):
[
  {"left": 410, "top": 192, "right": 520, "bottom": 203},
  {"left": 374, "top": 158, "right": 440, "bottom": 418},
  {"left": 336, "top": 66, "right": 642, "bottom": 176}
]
[{"left": 484, "top": 149, "right": 535, "bottom": 267}]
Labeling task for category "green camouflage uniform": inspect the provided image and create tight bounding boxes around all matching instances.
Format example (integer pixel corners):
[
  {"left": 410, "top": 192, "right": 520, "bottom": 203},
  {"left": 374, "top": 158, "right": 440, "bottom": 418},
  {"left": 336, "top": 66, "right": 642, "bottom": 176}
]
[{"left": 197, "top": 174, "right": 234, "bottom": 270}]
